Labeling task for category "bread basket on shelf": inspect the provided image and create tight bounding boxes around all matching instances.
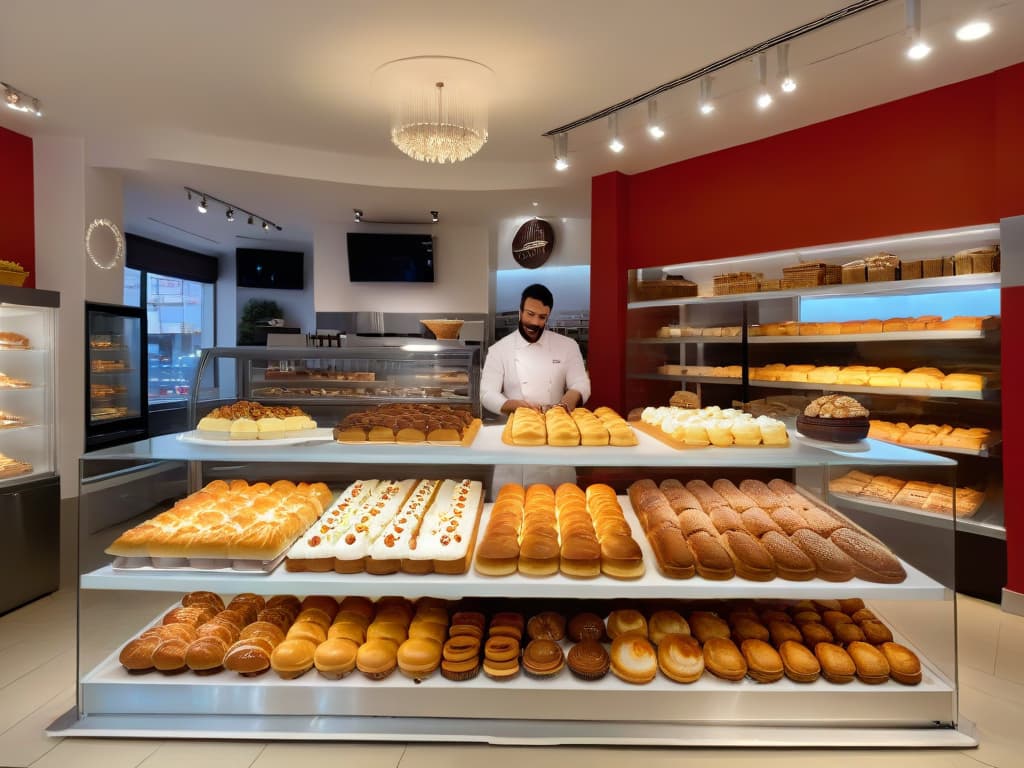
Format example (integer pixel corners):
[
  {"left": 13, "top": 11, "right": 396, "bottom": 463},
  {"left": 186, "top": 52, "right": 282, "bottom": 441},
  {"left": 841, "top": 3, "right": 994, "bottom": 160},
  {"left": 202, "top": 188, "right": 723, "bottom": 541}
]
[
  {"left": 421, "top": 319, "right": 464, "bottom": 339},
  {"left": 0, "top": 260, "right": 29, "bottom": 287}
]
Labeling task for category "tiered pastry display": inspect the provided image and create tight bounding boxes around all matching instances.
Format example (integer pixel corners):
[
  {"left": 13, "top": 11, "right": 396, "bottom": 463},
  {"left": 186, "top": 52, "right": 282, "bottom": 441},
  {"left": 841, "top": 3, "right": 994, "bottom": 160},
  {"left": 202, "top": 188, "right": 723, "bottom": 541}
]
[
  {"left": 90, "top": 359, "right": 128, "bottom": 372},
  {"left": 0, "top": 372, "right": 30, "bottom": 389},
  {"left": 749, "top": 363, "right": 990, "bottom": 390},
  {"left": 197, "top": 401, "right": 317, "bottom": 440},
  {"left": 333, "top": 404, "right": 480, "bottom": 444},
  {"left": 118, "top": 592, "right": 922, "bottom": 687},
  {"left": 265, "top": 368, "right": 375, "bottom": 381},
  {"left": 91, "top": 405, "right": 129, "bottom": 421},
  {"left": 868, "top": 420, "right": 993, "bottom": 452},
  {"left": 636, "top": 406, "right": 788, "bottom": 448},
  {"left": 501, "top": 406, "right": 637, "bottom": 447},
  {"left": 829, "top": 471, "right": 984, "bottom": 519},
  {"left": 105, "top": 479, "right": 332, "bottom": 567},
  {"left": 747, "top": 315, "right": 998, "bottom": 336},
  {"left": 0, "top": 452, "right": 32, "bottom": 479},
  {"left": 0, "top": 331, "right": 30, "bottom": 349},
  {"left": 285, "top": 478, "right": 484, "bottom": 575},
  {"left": 796, "top": 395, "right": 870, "bottom": 443},
  {"left": 474, "top": 482, "right": 644, "bottom": 579},
  {"left": 628, "top": 477, "right": 907, "bottom": 583},
  {"left": 0, "top": 409, "right": 25, "bottom": 429}
]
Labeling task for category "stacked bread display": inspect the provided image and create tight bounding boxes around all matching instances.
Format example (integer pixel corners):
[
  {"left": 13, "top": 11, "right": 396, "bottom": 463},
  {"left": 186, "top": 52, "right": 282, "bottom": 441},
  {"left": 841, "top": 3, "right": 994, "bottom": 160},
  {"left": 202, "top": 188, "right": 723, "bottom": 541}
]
[
  {"left": 286, "top": 478, "right": 484, "bottom": 574},
  {"left": 474, "top": 482, "right": 644, "bottom": 579},
  {"left": 749, "top": 363, "right": 990, "bottom": 390},
  {"left": 333, "top": 404, "right": 478, "bottom": 443},
  {"left": 502, "top": 406, "right": 637, "bottom": 447},
  {"left": 119, "top": 592, "right": 921, "bottom": 687},
  {"left": 106, "top": 480, "right": 332, "bottom": 565},
  {"left": 829, "top": 471, "right": 984, "bottom": 518},
  {"left": 868, "top": 420, "right": 992, "bottom": 451},
  {"left": 628, "top": 478, "right": 907, "bottom": 583},
  {"left": 196, "top": 400, "right": 317, "bottom": 440},
  {"left": 638, "top": 406, "right": 788, "bottom": 447}
]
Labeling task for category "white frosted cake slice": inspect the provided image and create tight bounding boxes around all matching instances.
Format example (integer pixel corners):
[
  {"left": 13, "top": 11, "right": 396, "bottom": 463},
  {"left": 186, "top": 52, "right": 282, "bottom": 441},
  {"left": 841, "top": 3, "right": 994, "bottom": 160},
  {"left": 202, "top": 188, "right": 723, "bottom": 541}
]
[
  {"left": 367, "top": 479, "right": 441, "bottom": 570},
  {"left": 283, "top": 414, "right": 317, "bottom": 437},
  {"left": 332, "top": 479, "right": 416, "bottom": 573},
  {"left": 285, "top": 479, "right": 377, "bottom": 570},
  {"left": 407, "top": 479, "right": 483, "bottom": 574}
]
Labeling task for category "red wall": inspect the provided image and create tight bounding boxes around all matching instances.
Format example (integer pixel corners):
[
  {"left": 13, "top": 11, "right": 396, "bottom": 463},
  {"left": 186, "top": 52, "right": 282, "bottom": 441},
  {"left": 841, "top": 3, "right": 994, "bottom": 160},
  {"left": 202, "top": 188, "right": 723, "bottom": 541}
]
[
  {"left": 0, "top": 126, "right": 34, "bottom": 287},
  {"left": 590, "top": 62, "right": 1024, "bottom": 597}
]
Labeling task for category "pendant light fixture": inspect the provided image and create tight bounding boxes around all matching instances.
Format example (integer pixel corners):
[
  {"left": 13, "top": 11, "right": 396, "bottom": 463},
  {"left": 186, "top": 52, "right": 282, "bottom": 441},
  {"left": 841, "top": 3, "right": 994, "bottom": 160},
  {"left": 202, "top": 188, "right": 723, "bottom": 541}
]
[
  {"left": 777, "top": 43, "right": 797, "bottom": 93},
  {"left": 646, "top": 99, "right": 665, "bottom": 139},
  {"left": 608, "top": 112, "right": 624, "bottom": 153},
  {"left": 905, "top": 0, "right": 931, "bottom": 60},
  {"left": 755, "top": 52, "right": 773, "bottom": 109},
  {"left": 699, "top": 76, "right": 715, "bottom": 115},
  {"left": 553, "top": 133, "right": 569, "bottom": 171}
]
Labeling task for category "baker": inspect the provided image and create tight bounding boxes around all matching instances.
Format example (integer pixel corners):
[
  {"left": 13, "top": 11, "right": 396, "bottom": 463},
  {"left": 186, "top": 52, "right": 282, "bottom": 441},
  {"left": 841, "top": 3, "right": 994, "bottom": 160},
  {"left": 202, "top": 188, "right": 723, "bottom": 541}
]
[{"left": 481, "top": 283, "right": 591, "bottom": 415}]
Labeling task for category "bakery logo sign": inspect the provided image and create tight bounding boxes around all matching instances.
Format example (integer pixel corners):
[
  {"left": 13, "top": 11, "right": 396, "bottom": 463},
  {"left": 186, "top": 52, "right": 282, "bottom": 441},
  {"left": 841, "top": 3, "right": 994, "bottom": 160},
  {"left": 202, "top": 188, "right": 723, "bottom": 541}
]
[{"left": 512, "top": 218, "right": 555, "bottom": 269}]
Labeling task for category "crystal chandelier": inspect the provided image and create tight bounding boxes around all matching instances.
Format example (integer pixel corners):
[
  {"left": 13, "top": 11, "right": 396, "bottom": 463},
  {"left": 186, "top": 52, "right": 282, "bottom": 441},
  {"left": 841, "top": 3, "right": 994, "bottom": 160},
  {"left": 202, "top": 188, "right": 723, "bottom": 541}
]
[{"left": 391, "top": 80, "right": 487, "bottom": 164}]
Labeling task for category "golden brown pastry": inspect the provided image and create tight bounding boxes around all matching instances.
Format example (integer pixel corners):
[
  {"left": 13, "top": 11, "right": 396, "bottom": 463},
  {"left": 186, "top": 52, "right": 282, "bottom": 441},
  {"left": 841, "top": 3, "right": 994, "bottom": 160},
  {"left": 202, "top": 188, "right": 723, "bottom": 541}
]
[
  {"left": 703, "top": 637, "right": 747, "bottom": 682},
  {"left": 610, "top": 635, "right": 658, "bottom": 684},
  {"left": 657, "top": 634, "right": 704, "bottom": 683},
  {"left": 815, "top": 642, "right": 856, "bottom": 683},
  {"left": 779, "top": 640, "right": 821, "bottom": 683},
  {"left": 879, "top": 642, "right": 922, "bottom": 685},
  {"left": 741, "top": 639, "right": 784, "bottom": 683}
]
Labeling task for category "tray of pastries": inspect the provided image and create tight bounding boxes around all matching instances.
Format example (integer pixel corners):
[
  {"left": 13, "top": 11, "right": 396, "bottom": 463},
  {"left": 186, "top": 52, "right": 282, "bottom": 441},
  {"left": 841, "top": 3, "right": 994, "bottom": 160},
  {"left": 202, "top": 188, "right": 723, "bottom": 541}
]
[
  {"left": 0, "top": 331, "right": 30, "bottom": 350},
  {"left": 749, "top": 315, "right": 999, "bottom": 336},
  {"left": 868, "top": 420, "right": 995, "bottom": 454},
  {"left": 265, "top": 368, "right": 376, "bottom": 381},
  {"left": 106, "top": 479, "right": 333, "bottom": 571},
  {"left": 115, "top": 591, "right": 922, "bottom": 686},
  {"left": 91, "top": 406, "right": 129, "bottom": 421},
  {"left": 634, "top": 406, "right": 788, "bottom": 448},
  {"left": 286, "top": 478, "right": 484, "bottom": 575},
  {"left": 796, "top": 395, "right": 870, "bottom": 443},
  {"left": 829, "top": 470, "right": 984, "bottom": 519},
  {"left": 502, "top": 406, "right": 637, "bottom": 447},
  {"left": 90, "top": 359, "right": 129, "bottom": 372},
  {"left": 474, "top": 482, "right": 644, "bottom": 580},
  {"left": 628, "top": 477, "right": 907, "bottom": 583},
  {"left": 751, "top": 363, "right": 994, "bottom": 391},
  {"left": 188, "top": 401, "right": 322, "bottom": 444},
  {"left": 334, "top": 404, "right": 480, "bottom": 445},
  {"left": 0, "top": 372, "right": 30, "bottom": 389},
  {"left": 0, "top": 452, "right": 32, "bottom": 479}
]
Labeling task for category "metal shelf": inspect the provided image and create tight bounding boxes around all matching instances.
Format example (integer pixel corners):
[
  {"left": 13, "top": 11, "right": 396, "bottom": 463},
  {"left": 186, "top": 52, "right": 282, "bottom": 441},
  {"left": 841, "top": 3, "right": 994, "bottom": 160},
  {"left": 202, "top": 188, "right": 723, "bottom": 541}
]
[
  {"left": 829, "top": 492, "right": 1005, "bottom": 540},
  {"left": 630, "top": 330, "right": 994, "bottom": 344}
]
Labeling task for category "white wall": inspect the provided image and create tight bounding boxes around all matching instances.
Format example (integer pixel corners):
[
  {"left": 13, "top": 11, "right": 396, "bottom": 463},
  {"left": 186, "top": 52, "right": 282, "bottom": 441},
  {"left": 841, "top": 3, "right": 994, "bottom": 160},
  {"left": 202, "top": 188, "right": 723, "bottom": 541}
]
[
  {"left": 33, "top": 137, "right": 87, "bottom": 497},
  {"left": 314, "top": 222, "right": 489, "bottom": 313}
]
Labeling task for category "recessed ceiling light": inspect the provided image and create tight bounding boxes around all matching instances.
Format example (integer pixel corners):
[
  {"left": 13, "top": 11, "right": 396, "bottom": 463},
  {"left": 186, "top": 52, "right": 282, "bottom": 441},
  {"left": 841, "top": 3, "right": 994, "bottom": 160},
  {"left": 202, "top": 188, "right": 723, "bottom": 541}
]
[
  {"left": 532, "top": 201, "right": 539, "bottom": 207},
  {"left": 956, "top": 20, "right": 991, "bottom": 41}
]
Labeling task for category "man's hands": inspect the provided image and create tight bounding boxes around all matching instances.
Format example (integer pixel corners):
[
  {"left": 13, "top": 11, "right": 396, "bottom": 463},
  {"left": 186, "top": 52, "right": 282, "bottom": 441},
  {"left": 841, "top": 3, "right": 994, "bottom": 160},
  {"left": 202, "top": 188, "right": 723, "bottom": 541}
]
[
  {"left": 501, "top": 399, "right": 543, "bottom": 413},
  {"left": 501, "top": 390, "right": 583, "bottom": 414}
]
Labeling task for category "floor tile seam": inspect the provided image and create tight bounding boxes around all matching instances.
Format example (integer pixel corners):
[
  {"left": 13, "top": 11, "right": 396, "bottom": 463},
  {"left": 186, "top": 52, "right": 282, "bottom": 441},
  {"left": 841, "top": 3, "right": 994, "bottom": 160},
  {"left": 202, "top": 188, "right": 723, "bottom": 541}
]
[
  {"left": 246, "top": 743, "right": 268, "bottom": 767},
  {"left": 959, "top": 680, "right": 1024, "bottom": 710},
  {"left": 19, "top": 736, "right": 62, "bottom": 767},
  {"left": 135, "top": 739, "right": 172, "bottom": 767},
  {"left": 0, "top": 647, "right": 75, "bottom": 692},
  {"left": 0, "top": 687, "right": 76, "bottom": 739},
  {"left": 959, "top": 749, "right": 999, "bottom": 768},
  {"left": 394, "top": 742, "right": 408, "bottom": 768}
]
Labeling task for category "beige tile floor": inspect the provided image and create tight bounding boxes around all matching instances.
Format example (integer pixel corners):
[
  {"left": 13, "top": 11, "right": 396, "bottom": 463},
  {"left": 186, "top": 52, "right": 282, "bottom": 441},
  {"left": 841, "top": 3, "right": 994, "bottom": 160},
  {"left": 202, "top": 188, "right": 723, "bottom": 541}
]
[{"left": 1, "top": 590, "right": 1023, "bottom": 768}]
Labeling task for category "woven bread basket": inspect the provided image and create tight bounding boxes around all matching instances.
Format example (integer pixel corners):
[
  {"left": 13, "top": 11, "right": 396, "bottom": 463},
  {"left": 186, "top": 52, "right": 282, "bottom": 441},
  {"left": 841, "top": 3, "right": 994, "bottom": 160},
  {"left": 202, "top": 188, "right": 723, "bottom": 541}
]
[{"left": 421, "top": 319, "right": 464, "bottom": 339}]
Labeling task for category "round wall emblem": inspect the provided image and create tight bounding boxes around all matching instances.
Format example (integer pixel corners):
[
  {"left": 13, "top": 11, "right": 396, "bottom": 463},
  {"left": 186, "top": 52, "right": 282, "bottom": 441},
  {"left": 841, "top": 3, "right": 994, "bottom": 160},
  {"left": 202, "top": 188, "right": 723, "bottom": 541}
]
[{"left": 512, "top": 218, "right": 555, "bottom": 269}]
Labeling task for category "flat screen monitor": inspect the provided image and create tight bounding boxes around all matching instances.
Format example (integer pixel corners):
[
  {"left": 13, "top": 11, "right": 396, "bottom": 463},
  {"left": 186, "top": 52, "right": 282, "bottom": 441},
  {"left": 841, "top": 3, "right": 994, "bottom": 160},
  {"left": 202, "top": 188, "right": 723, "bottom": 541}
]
[
  {"left": 236, "top": 249, "right": 304, "bottom": 289},
  {"left": 347, "top": 233, "right": 434, "bottom": 282}
]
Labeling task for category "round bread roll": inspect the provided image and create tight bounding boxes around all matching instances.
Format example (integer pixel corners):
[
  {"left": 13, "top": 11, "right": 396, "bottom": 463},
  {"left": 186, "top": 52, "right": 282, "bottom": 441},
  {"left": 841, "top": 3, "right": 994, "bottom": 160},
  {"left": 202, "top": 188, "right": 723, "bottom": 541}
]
[
  {"left": 610, "top": 635, "right": 658, "bottom": 684},
  {"left": 396, "top": 638, "right": 442, "bottom": 680},
  {"left": 648, "top": 610, "right": 690, "bottom": 645},
  {"left": 607, "top": 609, "right": 648, "bottom": 640},
  {"left": 356, "top": 638, "right": 399, "bottom": 680},
  {"left": 566, "top": 640, "right": 610, "bottom": 680},
  {"left": 657, "top": 634, "right": 704, "bottom": 683},
  {"left": 270, "top": 638, "right": 316, "bottom": 679}
]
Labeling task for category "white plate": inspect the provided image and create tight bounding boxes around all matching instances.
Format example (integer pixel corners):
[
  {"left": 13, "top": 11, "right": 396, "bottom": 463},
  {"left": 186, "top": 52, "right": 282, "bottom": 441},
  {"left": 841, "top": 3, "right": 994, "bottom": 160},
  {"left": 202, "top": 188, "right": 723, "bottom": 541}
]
[{"left": 176, "top": 427, "right": 335, "bottom": 446}]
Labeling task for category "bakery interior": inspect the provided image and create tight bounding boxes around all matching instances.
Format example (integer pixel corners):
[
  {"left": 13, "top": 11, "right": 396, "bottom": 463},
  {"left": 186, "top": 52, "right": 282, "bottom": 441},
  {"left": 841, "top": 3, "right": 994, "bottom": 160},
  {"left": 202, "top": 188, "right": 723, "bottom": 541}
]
[{"left": 2, "top": 0, "right": 1024, "bottom": 763}]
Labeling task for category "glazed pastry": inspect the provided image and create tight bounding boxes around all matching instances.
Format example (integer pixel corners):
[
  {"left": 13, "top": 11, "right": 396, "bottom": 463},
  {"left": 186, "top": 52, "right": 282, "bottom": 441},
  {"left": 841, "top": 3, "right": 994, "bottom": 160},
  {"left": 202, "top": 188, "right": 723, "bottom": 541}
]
[
  {"left": 270, "top": 638, "right": 317, "bottom": 679},
  {"left": 657, "top": 634, "right": 704, "bottom": 683},
  {"left": 522, "top": 639, "right": 565, "bottom": 678},
  {"left": 702, "top": 637, "right": 747, "bottom": 682},
  {"left": 356, "top": 638, "right": 399, "bottom": 680},
  {"left": 567, "top": 640, "right": 610, "bottom": 680},
  {"left": 741, "top": 639, "right": 784, "bottom": 683},
  {"left": 568, "top": 612, "right": 606, "bottom": 642},
  {"left": 846, "top": 641, "right": 890, "bottom": 684},
  {"left": 313, "top": 638, "right": 359, "bottom": 679},
  {"left": 778, "top": 640, "right": 821, "bottom": 683},
  {"left": 815, "top": 642, "right": 856, "bottom": 684},
  {"left": 607, "top": 609, "right": 648, "bottom": 639},
  {"left": 396, "top": 637, "right": 442, "bottom": 680},
  {"left": 609, "top": 635, "right": 658, "bottom": 684},
  {"left": 648, "top": 610, "right": 690, "bottom": 645},
  {"left": 879, "top": 642, "right": 922, "bottom": 685}
]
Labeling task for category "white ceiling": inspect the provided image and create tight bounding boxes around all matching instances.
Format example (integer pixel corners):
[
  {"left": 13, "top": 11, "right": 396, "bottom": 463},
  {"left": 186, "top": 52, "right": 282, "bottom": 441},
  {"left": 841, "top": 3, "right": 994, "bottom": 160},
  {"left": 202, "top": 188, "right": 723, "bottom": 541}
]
[{"left": 1, "top": 0, "right": 1022, "bottom": 255}]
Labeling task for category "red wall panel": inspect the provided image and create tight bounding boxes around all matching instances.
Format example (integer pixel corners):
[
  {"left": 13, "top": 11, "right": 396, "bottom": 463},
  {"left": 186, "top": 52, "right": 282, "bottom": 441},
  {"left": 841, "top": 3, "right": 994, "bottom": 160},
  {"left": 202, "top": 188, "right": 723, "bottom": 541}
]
[
  {"left": 1002, "top": 286, "right": 1024, "bottom": 591},
  {"left": 0, "top": 126, "right": 34, "bottom": 287}
]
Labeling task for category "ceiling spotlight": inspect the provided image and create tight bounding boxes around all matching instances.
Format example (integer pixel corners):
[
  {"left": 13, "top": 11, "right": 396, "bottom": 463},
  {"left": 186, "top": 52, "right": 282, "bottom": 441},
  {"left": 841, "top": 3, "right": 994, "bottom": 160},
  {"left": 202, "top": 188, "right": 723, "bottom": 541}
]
[
  {"left": 2, "top": 83, "right": 42, "bottom": 116},
  {"left": 225, "top": 208, "right": 235, "bottom": 222},
  {"left": 646, "top": 99, "right": 665, "bottom": 139},
  {"left": 430, "top": 210, "right": 439, "bottom": 223},
  {"left": 905, "top": 0, "right": 931, "bottom": 60},
  {"left": 197, "top": 197, "right": 208, "bottom": 214},
  {"left": 755, "top": 52, "right": 772, "bottom": 109},
  {"left": 699, "top": 76, "right": 715, "bottom": 115},
  {"left": 956, "top": 20, "right": 991, "bottom": 41},
  {"left": 608, "top": 112, "right": 624, "bottom": 153},
  {"left": 275, "top": 225, "right": 283, "bottom": 231},
  {"left": 186, "top": 190, "right": 192, "bottom": 201},
  {"left": 553, "top": 133, "right": 569, "bottom": 171},
  {"left": 777, "top": 43, "right": 797, "bottom": 93},
  {"left": 247, "top": 215, "right": 254, "bottom": 225},
  {"left": 353, "top": 208, "right": 363, "bottom": 223},
  {"left": 261, "top": 220, "right": 269, "bottom": 231}
]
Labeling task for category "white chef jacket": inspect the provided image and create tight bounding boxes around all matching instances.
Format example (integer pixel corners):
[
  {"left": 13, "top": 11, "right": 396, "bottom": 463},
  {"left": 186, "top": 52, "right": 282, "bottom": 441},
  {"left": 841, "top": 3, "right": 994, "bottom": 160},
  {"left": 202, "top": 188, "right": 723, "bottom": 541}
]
[{"left": 480, "top": 329, "right": 591, "bottom": 415}]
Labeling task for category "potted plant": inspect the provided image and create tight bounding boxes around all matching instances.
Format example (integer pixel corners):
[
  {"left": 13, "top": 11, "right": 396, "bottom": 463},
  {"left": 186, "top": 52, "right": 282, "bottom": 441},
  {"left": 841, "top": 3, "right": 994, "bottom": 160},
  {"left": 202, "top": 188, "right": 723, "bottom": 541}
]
[{"left": 237, "top": 298, "right": 283, "bottom": 345}]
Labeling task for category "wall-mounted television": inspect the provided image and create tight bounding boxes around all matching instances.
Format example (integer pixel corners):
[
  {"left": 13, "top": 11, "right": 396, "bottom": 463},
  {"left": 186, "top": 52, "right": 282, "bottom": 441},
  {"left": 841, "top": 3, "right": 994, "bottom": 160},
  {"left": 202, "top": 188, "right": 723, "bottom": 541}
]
[
  {"left": 347, "top": 233, "right": 434, "bottom": 283},
  {"left": 236, "top": 248, "right": 304, "bottom": 289}
]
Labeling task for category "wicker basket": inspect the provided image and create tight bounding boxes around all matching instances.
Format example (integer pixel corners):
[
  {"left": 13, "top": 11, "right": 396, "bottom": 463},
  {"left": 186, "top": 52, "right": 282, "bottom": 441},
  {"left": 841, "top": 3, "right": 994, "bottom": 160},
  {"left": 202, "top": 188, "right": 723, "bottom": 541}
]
[
  {"left": 0, "top": 270, "right": 28, "bottom": 287},
  {"left": 901, "top": 260, "right": 923, "bottom": 280},
  {"left": 421, "top": 319, "right": 464, "bottom": 339},
  {"left": 868, "top": 265, "right": 898, "bottom": 282},
  {"left": 953, "top": 252, "right": 974, "bottom": 275},
  {"left": 781, "top": 263, "right": 843, "bottom": 288},
  {"left": 841, "top": 265, "right": 867, "bottom": 284},
  {"left": 631, "top": 279, "right": 698, "bottom": 301},
  {"left": 760, "top": 279, "right": 781, "bottom": 292},
  {"left": 712, "top": 272, "right": 762, "bottom": 296},
  {"left": 922, "top": 258, "right": 946, "bottom": 278}
]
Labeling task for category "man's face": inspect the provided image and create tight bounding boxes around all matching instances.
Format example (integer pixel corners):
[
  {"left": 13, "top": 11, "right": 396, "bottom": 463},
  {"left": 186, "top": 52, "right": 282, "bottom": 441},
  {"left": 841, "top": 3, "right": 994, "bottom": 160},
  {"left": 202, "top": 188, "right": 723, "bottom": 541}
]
[{"left": 518, "top": 297, "right": 550, "bottom": 343}]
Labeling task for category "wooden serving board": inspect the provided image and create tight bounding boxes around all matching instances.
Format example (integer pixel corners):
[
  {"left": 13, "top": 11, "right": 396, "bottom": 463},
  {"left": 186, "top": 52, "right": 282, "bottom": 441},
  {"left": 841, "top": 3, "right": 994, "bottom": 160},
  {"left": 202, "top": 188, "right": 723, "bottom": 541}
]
[{"left": 629, "top": 419, "right": 790, "bottom": 450}]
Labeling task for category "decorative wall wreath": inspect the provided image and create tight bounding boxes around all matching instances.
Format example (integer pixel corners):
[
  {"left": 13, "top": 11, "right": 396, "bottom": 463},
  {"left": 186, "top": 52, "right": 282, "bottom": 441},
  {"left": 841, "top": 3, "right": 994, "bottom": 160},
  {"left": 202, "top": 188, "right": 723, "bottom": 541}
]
[{"left": 85, "top": 218, "right": 124, "bottom": 270}]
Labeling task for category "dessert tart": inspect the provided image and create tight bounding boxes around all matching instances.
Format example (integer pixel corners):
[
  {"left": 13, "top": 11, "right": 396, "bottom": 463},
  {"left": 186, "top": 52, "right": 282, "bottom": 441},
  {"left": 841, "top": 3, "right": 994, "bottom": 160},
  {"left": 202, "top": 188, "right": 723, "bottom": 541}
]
[{"left": 796, "top": 395, "right": 870, "bottom": 443}]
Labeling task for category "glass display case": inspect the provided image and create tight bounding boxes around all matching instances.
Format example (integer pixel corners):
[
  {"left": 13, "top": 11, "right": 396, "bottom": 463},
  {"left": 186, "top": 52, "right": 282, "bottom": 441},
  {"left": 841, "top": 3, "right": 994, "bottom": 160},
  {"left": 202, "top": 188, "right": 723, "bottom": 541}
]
[
  {"left": 86, "top": 302, "right": 148, "bottom": 450},
  {"left": 0, "top": 285, "right": 59, "bottom": 613},
  {"left": 188, "top": 344, "right": 481, "bottom": 428},
  {"left": 57, "top": 422, "right": 969, "bottom": 747}
]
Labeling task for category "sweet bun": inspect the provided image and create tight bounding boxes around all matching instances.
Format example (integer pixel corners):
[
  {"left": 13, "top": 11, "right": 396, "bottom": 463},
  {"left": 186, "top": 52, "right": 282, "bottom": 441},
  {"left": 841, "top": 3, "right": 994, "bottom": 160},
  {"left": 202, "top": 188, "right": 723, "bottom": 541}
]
[
  {"left": 568, "top": 612, "right": 606, "bottom": 642},
  {"left": 396, "top": 637, "right": 443, "bottom": 680},
  {"left": 356, "top": 638, "right": 399, "bottom": 680},
  {"left": 657, "top": 634, "right": 704, "bottom": 683},
  {"left": 610, "top": 635, "right": 658, "bottom": 684},
  {"left": 814, "top": 642, "right": 856, "bottom": 684},
  {"left": 522, "top": 639, "right": 565, "bottom": 678},
  {"left": 731, "top": 616, "right": 770, "bottom": 644},
  {"left": 607, "top": 609, "right": 648, "bottom": 639},
  {"left": 223, "top": 638, "right": 274, "bottom": 676},
  {"left": 567, "top": 640, "right": 610, "bottom": 680},
  {"left": 768, "top": 620, "right": 804, "bottom": 647},
  {"left": 689, "top": 612, "right": 731, "bottom": 644},
  {"left": 799, "top": 622, "right": 834, "bottom": 647},
  {"left": 270, "top": 638, "right": 316, "bottom": 679},
  {"left": 779, "top": 640, "right": 821, "bottom": 683},
  {"left": 879, "top": 642, "right": 922, "bottom": 685},
  {"left": 702, "top": 637, "right": 747, "bottom": 682},
  {"left": 648, "top": 610, "right": 690, "bottom": 645},
  {"left": 846, "top": 641, "right": 890, "bottom": 684},
  {"left": 185, "top": 636, "right": 229, "bottom": 672},
  {"left": 314, "top": 638, "right": 359, "bottom": 679},
  {"left": 741, "top": 639, "right": 784, "bottom": 683},
  {"left": 859, "top": 620, "right": 894, "bottom": 645},
  {"left": 527, "top": 611, "right": 567, "bottom": 641},
  {"left": 120, "top": 635, "right": 162, "bottom": 671}
]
